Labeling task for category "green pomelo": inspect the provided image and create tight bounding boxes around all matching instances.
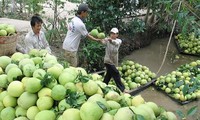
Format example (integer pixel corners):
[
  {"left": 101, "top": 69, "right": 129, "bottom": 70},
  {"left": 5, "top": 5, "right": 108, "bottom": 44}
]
[
  {"left": 83, "top": 80, "right": 99, "bottom": 96},
  {"left": 31, "top": 57, "right": 43, "bottom": 65},
  {"left": 38, "top": 87, "right": 52, "bottom": 97},
  {"left": 3, "top": 95, "right": 17, "bottom": 107},
  {"left": 107, "top": 100, "right": 121, "bottom": 110},
  {"left": 0, "top": 24, "right": 8, "bottom": 30},
  {"left": 17, "top": 92, "right": 38, "bottom": 109},
  {"left": 0, "top": 91, "right": 7, "bottom": 102},
  {"left": 0, "top": 107, "right": 15, "bottom": 120},
  {"left": 97, "top": 32, "right": 106, "bottom": 39},
  {"left": 22, "top": 64, "right": 36, "bottom": 77},
  {"left": 0, "top": 101, "right": 5, "bottom": 112},
  {"left": 28, "top": 49, "right": 40, "bottom": 57},
  {"left": 18, "top": 58, "right": 35, "bottom": 69},
  {"left": 65, "top": 82, "right": 77, "bottom": 92},
  {"left": 11, "top": 52, "right": 25, "bottom": 62},
  {"left": 0, "top": 29, "right": 7, "bottom": 36},
  {"left": 51, "top": 85, "right": 66, "bottom": 101},
  {"left": 36, "top": 96, "right": 54, "bottom": 110},
  {"left": 114, "top": 107, "right": 134, "bottom": 120},
  {"left": 0, "top": 74, "right": 8, "bottom": 88},
  {"left": 105, "top": 91, "right": 121, "bottom": 102},
  {"left": 15, "top": 106, "right": 27, "bottom": 117},
  {"left": 0, "top": 56, "right": 11, "bottom": 69},
  {"left": 76, "top": 67, "right": 88, "bottom": 76},
  {"left": 80, "top": 102, "right": 103, "bottom": 120},
  {"left": 7, "top": 67, "right": 22, "bottom": 82},
  {"left": 87, "top": 94, "right": 110, "bottom": 110},
  {"left": 166, "top": 112, "right": 177, "bottom": 120},
  {"left": 90, "top": 29, "right": 99, "bottom": 37},
  {"left": 145, "top": 102, "right": 160, "bottom": 117},
  {"left": 26, "top": 106, "right": 40, "bottom": 120},
  {"left": 25, "top": 77, "right": 42, "bottom": 93},
  {"left": 6, "top": 26, "right": 15, "bottom": 34},
  {"left": 33, "top": 69, "right": 46, "bottom": 80},
  {"left": 131, "top": 95, "right": 145, "bottom": 107},
  {"left": 137, "top": 104, "right": 156, "bottom": 120},
  {"left": 47, "top": 66, "right": 63, "bottom": 79},
  {"left": 132, "top": 106, "right": 151, "bottom": 120},
  {"left": 100, "top": 112, "right": 114, "bottom": 120},
  {"left": 62, "top": 108, "right": 81, "bottom": 120},
  {"left": 35, "top": 110, "right": 56, "bottom": 120},
  {"left": 5, "top": 63, "right": 18, "bottom": 74},
  {"left": 7, "top": 81, "right": 24, "bottom": 97},
  {"left": 59, "top": 69, "right": 77, "bottom": 85}
]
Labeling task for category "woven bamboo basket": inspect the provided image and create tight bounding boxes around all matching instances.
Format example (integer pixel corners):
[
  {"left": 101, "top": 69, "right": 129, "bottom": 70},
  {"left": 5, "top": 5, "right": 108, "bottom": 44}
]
[{"left": 0, "top": 33, "right": 18, "bottom": 56}]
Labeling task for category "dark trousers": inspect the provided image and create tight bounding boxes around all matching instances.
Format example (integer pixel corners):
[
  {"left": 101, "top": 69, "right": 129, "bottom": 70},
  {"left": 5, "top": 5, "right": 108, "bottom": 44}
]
[{"left": 103, "top": 63, "right": 125, "bottom": 92}]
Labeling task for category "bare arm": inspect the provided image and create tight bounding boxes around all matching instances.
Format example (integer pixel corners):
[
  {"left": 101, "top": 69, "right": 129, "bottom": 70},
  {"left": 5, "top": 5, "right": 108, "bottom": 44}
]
[{"left": 86, "top": 33, "right": 102, "bottom": 42}]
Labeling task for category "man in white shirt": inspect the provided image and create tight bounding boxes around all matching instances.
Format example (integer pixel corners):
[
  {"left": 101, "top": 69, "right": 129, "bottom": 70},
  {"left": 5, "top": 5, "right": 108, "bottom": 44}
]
[
  {"left": 17, "top": 14, "right": 51, "bottom": 54},
  {"left": 62, "top": 3, "right": 102, "bottom": 67}
]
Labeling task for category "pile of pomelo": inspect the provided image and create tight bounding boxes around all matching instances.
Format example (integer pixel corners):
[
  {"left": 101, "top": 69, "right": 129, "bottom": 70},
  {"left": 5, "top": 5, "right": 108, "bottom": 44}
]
[
  {"left": 175, "top": 32, "right": 200, "bottom": 55},
  {"left": 0, "top": 23, "right": 16, "bottom": 36},
  {"left": 0, "top": 50, "right": 177, "bottom": 120},
  {"left": 155, "top": 60, "right": 200, "bottom": 102},
  {"left": 117, "top": 60, "right": 156, "bottom": 90}
]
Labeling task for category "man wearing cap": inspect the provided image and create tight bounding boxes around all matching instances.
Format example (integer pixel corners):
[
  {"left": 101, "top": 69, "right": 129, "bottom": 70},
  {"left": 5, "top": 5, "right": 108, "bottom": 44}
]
[
  {"left": 100, "top": 27, "right": 130, "bottom": 93},
  {"left": 62, "top": 3, "right": 102, "bottom": 67}
]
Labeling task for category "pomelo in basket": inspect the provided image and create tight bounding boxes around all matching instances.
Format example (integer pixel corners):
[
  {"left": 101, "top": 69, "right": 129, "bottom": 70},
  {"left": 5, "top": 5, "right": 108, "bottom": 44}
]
[
  {"left": 0, "top": 56, "right": 11, "bottom": 69},
  {"left": 7, "top": 81, "right": 24, "bottom": 97},
  {"left": 35, "top": 110, "right": 56, "bottom": 120},
  {"left": 62, "top": 108, "right": 81, "bottom": 120},
  {"left": 6, "top": 26, "right": 15, "bottom": 35},
  {"left": 0, "top": 29, "right": 7, "bottom": 36}
]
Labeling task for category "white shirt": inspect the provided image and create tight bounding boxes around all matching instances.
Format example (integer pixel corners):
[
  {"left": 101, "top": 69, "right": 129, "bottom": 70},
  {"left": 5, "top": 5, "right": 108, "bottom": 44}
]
[
  {"left": 17, "top": 30, "right": 51, "bottom": 54},
  {"left": 62, "top": 16, "right": 88, "bottom": 52},
  {"left": 103, "top": 38, "right": 122, "bottom": 66}
]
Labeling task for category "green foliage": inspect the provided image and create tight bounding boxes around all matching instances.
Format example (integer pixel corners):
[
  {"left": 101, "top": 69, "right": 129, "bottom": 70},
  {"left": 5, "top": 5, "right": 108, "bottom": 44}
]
[
  {"left": 176, "top": 106, "right": 198, "bottom": 119},
  {"left": 79, "top": 40, "right": 105, "bottom": 73}
]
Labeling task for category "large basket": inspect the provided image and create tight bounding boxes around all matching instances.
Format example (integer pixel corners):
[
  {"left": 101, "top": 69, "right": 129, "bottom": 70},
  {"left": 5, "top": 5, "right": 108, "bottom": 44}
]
[{"left": 0, "top": 34, "right": 18, "bottom": 56}]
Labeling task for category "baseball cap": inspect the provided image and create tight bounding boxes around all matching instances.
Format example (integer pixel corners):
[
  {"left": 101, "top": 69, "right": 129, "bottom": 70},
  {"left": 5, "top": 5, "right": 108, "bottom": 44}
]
[
  {"left": 78, "top": 3, "right": 91, "bottom": 12},
  {"left": 110, "top": 28, "right": 119, "bottom": 34}
]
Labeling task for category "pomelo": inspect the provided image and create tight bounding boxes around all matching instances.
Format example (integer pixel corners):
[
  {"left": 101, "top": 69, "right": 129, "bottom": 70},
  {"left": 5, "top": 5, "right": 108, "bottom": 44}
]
[
  {"left": 7, "top": 81, "right": 24, "bottom": 97},
  {"left": 17, "top": 92, "right": 38, "bottom": 109},
  {"left": 7, "top": 67, "right": 22, "bottom": 82},
  {"left": 0, "top": 56, "right": 11, "bottom": 69},
  {"left": 80, "top": 102, "right": 103, "bottom": 120},
  {"left": 36, "top": 96, "right": 54, "bottom": 110},
  {"left": 25, "top": 77, "right": 42, "bottom": 93},
  {"left": 38, "top": 87, "right": 52, "bottom": 97},
  {"left": 26, "top": 106, "right": 40, "bottom": 120},
  {"left": 15, "top": 106, "right": 27, "bottom": 117},
  {"left": 83, "top": 80, "right": 99, "bottom": 96},
  {"left": 0, "top": 107, "right": 15, "bottom": 120},
  {"left": 3, "top": 95, "right": 17, "bottom": 107},
  {"left": 62, "top": 108, "right": 81, "bottom": 120},
  {"left": 51, "top": 85, "right": 66, "bottom": 101},
  {"left": 114, "top": 107, "right": 134, "bottom": 120},
  {"left": 0, "top": 74, "right": 8, "bottom": 88},
  {"left": 35, "top": 110, "right": 56, "bottom": 120}
]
